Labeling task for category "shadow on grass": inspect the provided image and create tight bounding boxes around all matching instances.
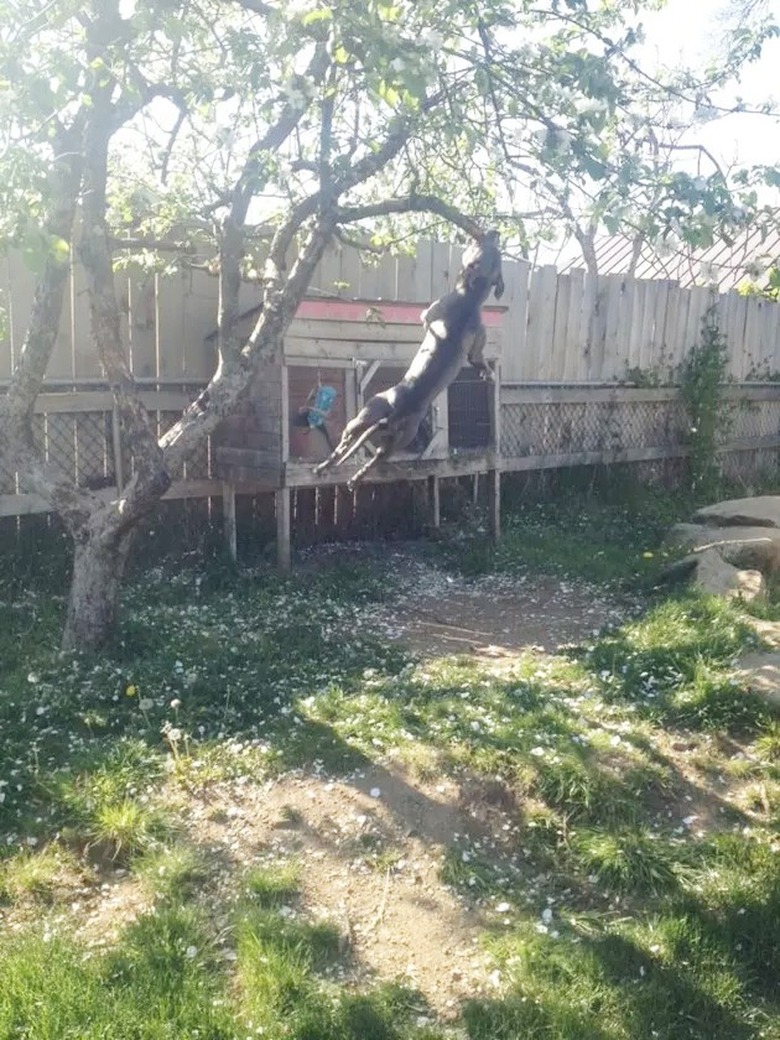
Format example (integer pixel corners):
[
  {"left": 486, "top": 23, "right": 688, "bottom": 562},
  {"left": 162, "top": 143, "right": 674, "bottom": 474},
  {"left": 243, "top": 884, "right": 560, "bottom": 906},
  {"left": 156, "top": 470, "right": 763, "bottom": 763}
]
[{"left": 465, "top": 897, "right": 778, "bottom": 1040}]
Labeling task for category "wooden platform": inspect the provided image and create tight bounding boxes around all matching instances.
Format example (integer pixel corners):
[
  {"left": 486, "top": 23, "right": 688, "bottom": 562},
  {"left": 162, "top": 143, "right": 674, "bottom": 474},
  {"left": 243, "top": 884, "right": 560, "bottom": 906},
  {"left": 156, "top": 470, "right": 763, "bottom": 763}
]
[{"left": 218, "top": 446, "right": 501, "bottom": 569}]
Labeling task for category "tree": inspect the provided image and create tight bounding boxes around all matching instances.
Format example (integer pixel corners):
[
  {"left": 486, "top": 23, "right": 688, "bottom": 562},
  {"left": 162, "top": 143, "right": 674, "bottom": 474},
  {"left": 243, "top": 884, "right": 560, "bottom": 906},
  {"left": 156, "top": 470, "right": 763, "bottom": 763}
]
[{"left": 0, "top": 0, "right": 776, "bottom": 649}]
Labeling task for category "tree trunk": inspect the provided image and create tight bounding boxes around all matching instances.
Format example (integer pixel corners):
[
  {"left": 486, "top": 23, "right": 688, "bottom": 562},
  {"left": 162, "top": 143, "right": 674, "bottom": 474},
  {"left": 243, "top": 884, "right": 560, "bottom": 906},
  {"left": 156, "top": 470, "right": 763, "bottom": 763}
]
[{"left": 62, "top": 531, "right": 133, "bottom": 652}]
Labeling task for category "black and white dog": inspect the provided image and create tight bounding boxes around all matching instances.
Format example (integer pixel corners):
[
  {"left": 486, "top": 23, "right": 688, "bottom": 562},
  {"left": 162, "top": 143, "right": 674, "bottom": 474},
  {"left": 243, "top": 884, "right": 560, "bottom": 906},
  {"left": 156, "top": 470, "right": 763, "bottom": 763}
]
[{"left": 313, "top": 230, "right": 504, "bottom": 489}]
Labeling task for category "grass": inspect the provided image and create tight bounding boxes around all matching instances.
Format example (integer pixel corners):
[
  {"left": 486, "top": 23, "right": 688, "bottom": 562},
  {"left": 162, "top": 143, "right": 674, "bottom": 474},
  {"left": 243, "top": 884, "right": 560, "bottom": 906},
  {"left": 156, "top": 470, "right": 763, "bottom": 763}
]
[{"left": 1, "top": 484, "right": 780, "bottom": 1039}]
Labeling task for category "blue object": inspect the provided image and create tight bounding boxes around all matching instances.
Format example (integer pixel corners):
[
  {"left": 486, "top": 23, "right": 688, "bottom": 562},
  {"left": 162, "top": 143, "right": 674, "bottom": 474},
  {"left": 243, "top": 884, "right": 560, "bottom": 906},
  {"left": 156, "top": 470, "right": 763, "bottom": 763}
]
[{"left": 306, "top": 385, "right": 337, "bottom": 428}]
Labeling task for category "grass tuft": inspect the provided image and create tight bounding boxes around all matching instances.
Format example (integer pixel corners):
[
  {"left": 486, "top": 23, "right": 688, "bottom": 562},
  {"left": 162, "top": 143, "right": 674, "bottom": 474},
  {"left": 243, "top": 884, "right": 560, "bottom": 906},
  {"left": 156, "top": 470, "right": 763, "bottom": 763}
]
[{"left": 571, "top": 827, "right": 682, "bottom": 895}]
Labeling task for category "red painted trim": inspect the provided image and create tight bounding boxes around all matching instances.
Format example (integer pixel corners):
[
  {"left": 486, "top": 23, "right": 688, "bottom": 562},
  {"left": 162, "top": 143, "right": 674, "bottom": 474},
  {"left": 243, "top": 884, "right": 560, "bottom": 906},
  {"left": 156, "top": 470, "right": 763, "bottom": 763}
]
[{"left": 295, "top": 298, "right": 505, "bottom": 327}]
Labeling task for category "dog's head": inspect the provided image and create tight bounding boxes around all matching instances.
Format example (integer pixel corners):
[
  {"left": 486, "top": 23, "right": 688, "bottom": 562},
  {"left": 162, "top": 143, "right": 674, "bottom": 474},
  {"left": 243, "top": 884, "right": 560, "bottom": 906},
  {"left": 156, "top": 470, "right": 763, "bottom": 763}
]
[{"left": 461, "top": 228, "right": 504, "bottom": 300}]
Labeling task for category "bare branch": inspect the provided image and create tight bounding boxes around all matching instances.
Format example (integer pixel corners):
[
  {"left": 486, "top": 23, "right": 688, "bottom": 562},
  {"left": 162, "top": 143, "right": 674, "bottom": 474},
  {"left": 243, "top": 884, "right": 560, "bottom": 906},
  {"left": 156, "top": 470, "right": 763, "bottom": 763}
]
[
  {"left": 230, "top": 44, "right": 330, "bottom": 225},
  {"left": 231, "top": 0, "right": 276, "bottom": 16},
  {"left": 666, "top": 142, "right": 729, "bottom": 183}
]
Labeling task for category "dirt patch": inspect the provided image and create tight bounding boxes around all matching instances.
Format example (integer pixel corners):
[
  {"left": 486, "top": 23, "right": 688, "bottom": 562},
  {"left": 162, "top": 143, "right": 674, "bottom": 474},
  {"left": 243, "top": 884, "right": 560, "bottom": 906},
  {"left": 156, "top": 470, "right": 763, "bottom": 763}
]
[
  {"left": 387, "top": 576, "right": 627, "bottom": 658},
  {"left": 183, "top": 764, "right": 526, "bottom": 1015},
  {"left": 303, "top": 543, "right": 634, "bottom": 658}
]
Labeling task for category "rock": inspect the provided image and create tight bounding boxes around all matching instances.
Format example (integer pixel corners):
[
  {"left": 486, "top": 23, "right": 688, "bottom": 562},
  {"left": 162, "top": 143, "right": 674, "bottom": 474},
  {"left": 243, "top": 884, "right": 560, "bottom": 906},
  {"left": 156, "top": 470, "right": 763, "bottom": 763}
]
[
  {"left": 689, "top": 547, "right": 765, "bottom": 601},
  {"left": 732, "top": 652, "right": 780, "bottom": 710},
  {"left": 692, "top": 496, "right": 780, "bottom": 530},
  {"left": 666, "top": 524, "right": 780, "bottom": 574},
  {"left": 663, "top": 496, "right": 780, "bottom": 601}
]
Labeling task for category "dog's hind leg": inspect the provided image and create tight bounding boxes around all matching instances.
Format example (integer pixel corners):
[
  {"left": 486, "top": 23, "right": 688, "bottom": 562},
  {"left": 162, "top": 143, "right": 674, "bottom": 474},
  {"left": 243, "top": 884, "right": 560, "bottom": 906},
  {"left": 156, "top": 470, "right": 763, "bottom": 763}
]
[
  {"left": 329, "top": 419, "right": 386, "bottom": 468},
  {"left": 346, "top": 446, "right": 387, "bottom": 490}
]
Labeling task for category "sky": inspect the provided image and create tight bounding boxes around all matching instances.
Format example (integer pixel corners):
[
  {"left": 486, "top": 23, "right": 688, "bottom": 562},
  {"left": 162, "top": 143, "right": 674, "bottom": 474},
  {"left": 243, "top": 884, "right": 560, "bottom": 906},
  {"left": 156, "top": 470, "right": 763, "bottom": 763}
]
[{"left": 641, "top": 0, "right": 780, "bottom": 168}]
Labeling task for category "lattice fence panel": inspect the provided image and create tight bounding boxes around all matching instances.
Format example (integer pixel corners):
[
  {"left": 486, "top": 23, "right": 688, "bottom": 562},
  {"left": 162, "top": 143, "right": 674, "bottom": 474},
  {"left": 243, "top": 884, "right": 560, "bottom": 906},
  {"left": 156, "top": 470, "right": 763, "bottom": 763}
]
[
  {"left": 501, "top": 397, "right": 689, "bottom": 458},
  {"left": 727, "top": 398, "right": 780, "bottom": 442}
]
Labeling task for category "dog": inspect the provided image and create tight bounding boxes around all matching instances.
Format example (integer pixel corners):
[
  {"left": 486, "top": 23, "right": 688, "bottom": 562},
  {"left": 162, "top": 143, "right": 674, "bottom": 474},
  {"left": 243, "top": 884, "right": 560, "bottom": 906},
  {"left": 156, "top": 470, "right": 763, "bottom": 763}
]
[{"left": 313, "top": 229, "right": 503, "bottom": 489}]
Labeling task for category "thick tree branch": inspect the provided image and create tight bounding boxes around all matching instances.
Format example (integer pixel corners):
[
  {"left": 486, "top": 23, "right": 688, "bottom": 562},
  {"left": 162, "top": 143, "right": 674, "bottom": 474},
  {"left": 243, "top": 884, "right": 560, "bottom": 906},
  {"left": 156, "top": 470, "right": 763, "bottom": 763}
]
[
  {"left": 79, "top": 6, "right": 170, "bottom": 528},
  {"left": 336, "top": 195, "right": 485, "bottom": 239},
  {"left": 215, "top": 44, "right": 331, "bottom": 369},
  {"left": 264, "top": 92, "right": 444, "bottom": 289},
  {"left": 0, "top": 126, "right": 84, "bottom": 454}
]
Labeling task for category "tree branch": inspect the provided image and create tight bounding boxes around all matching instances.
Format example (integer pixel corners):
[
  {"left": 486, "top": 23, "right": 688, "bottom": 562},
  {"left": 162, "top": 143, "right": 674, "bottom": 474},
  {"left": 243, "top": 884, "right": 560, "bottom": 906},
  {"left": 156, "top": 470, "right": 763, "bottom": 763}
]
[
  {"left": 336, "top": 194, "right": 485, "bottom": 239},
  {"left": 0, "top": 139, "right": 83, "bottom": 446}
]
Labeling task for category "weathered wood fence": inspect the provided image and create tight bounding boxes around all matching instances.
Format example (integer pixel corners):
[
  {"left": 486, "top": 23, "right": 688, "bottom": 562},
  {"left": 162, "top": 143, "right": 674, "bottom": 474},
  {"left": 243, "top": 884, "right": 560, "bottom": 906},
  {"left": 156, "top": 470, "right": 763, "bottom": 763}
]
[{"left": 2, "top": 239, "right": 780, "bottom": 525}]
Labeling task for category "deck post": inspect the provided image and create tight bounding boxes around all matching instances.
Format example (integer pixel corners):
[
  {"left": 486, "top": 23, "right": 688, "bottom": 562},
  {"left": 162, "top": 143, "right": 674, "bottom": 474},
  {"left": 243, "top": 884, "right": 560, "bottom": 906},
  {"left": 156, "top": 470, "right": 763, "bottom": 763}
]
[
  {"left": 487, "top": 467, "right": 501, "bottom": 542},
  {"left": 222, "top": 481, "right": 237, "bottom": 562},
  {"left": 275, "top": 487, "right": 292, "bottom": 570},
  {"left": 488, "top": 359, "right": 501, "bottom": 542},
  {"left": 428, "top": 474, "right": 441, "bottom": 528}
]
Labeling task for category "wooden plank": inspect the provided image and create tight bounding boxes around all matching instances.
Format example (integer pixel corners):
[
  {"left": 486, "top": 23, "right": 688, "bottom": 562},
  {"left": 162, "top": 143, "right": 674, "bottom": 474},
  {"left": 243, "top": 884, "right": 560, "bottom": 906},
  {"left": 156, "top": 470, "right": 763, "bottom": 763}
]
[
  {"left": 128, "top": 271, "right": 157, "bottom": 380},
  {"left": 499, "top": 258, "right": 530, "bottom": 383},
  {"left": 562, "top": 267, "right": 584, "bottom": 382},
  {"left": 626, "top": 278, "right": 646, "bottom": 373},
  {"left": 356, "top": 251, "right": 385, "bottom": 299},
  {"left": 638, "top": 279, "right": 657, "bottom": 373},
  {"left": 283, "top": 450, "right": 495, "bottom": 488},
  {"left": 29, "top": 389, "right": 198, "bottom": 414},
  {"left": 723, "top": 291, "right": 749, "bottom": 380},
  {"left": 375, "top": 251, "right": 399, "bottom": 299},
  {"left": 578, "top": 273, "right": 599, "bottom": 382},
  {"left": 447, "top": 244, "right": 465, "bottom": 292},
  {"left": 71, "top": 251, "right": 101, "bottom": 380},
  {"left": 521, "top": 266, "right": 544, "bottom": 381},
  {"left": 650, "top": 280, "right": 673, "bottom": 379},
  {"left": 275, "top": 488, "right": 291, "bottom": 569},
  {"left": 428, "top": 474, "right": 440, "bottom": 528},
  {"left": 500, "top": 385, "right": 678, "bottom": 404},
  {"left": 334, "top": 246, "right": 361, "bottom": 301},
  {"left": 223, "top": 481, "right": 237, "bottom": 561},
  {"left": 0, "top": 478, "right": 227, "bottom": 517},
  {"left": 548, "top": 272, "right": 571, "bottom": 382},
  {"left": 287, "top": 318, "right": 427, "bottom": 343},
  {"left": 156, "top": 270, "right": 187, "bottom": 380},
  {"left": 670, "top": 282, "right": 691, "bottom": 375},
  {"left": 6, "top": 252, "right": 38, "bottom": 376},
  {"left": 46, "top": 258, "right": 75, "bottom": 382},
  {"left": 430, "top": 240, "right": 452, "bottom": 298},
  {"left": 309, "top": 239, "right": 342, "bottom": 296},
  {"left": 183, "top": 268, "right": 218, "bottom": 381},
  {"left": 284, "top": 337, "right": 420, "bottom": 365},
  {"left": 395, "top": 250, "right": 419, "bottom": 302},
  {"left": 584, "top": 276, "right": 610, "bottom": 380},
  {"left": 606, "top": 275, "right": 633, "bottom": 381},
  {"left": 487, "top": 468, "right": 500, "bottom": 541},
  {"left": 617, "top": 278, "right": 637, "bottom": 379},
  {"left": 414, "top": 239, "right": 434, "bottom": 304}
]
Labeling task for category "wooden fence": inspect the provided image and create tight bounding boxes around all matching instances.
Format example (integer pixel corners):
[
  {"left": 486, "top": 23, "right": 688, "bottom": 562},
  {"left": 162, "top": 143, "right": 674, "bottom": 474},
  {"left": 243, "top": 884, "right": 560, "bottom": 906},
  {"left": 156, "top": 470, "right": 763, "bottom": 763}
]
[{"left": 2, "top": 238, "right": 780, "bottom": 525}]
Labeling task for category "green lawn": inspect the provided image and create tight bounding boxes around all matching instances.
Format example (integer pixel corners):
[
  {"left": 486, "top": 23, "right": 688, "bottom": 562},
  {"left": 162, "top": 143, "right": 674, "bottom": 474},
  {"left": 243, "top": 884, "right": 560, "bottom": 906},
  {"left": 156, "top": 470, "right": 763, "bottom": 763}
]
[{"left": 1, "top": 490, "right": 779, "bottom": 1040}]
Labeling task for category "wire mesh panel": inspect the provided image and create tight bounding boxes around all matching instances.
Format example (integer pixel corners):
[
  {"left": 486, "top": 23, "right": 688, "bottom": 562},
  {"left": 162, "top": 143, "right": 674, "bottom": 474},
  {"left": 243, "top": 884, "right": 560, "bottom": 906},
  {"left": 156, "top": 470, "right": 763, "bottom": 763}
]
[
  {"left": 501, "top": 391, "right": 690, "bottom": 460},
  {"left": 727, "top": 396, "right": 780, "bottom": 442},
  {"left": 448, "top": 368, "right": 491, "bottom": 448}
]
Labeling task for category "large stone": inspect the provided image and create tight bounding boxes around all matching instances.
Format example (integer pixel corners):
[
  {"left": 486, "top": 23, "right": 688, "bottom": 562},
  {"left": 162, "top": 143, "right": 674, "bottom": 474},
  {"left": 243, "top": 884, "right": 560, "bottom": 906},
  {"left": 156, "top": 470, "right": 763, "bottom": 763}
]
[
  {"left": 692, "top": 496, "right": 780, "bottom": 530},
  {"left": 666, "top": 523, "right": 780, "bottom": 573},
  {"left": 687, "top": 547, "right": 765, "bottom": 601},
  {"left": 733, "top": 652, "right": 780, "bottom": 710}
]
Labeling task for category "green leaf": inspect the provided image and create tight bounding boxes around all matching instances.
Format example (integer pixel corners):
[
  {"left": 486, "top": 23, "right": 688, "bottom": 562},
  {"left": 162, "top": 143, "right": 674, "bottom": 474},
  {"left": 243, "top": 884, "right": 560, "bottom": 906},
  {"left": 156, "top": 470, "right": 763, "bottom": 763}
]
[
  {"left": 377, "top": 80, "right": 400, "bottom": 107},
  {"left": 301, "top": 8, "right": 332, "bottom": 25}
]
